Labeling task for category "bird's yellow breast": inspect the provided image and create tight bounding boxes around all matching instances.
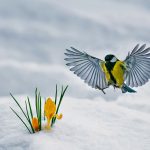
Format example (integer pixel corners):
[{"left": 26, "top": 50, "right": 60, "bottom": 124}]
[
  {"left": 111, "top": 61, "right": 125, "bottom": 87},
  {"left": 101, "top": 61, "right": 125, "bottom": 87}
]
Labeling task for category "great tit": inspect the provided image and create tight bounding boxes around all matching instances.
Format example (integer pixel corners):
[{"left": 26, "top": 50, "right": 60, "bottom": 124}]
[{"left": 64, "top": 44, "right": 150, "bottom": 94}]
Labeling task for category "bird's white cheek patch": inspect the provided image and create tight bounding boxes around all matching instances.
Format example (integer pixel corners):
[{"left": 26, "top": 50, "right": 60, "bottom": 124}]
[{"left": 110, "top": 57, "right": 117, "bottom": 63}]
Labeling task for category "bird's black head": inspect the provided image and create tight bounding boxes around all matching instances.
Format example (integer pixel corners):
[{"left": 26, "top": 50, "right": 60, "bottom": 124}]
[{"left": 105, "top": 54, "right": 118, "bottom": 63}]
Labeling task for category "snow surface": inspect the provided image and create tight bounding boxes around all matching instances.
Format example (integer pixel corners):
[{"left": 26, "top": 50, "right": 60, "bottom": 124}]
[
  {"left": 0, "top": 0, "right": 150, "bottom": 149},
  {"left": 0, "top": 94, "right": 150, "bottom": 150}
]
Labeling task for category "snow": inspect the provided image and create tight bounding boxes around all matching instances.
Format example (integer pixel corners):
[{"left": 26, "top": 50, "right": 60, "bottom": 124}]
[
  {"left": 0, "top": 0, "right": 150, "bottom": 149},
  {"left": 0, "top": 94, "right": 150, "bottom": 150}
]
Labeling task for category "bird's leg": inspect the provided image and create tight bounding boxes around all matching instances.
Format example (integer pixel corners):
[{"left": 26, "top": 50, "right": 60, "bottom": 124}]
[
  {"left": 96, "top": 86, "right": 106, "bottom": 94},
  {"left": 113, "top": 84, "right": 119, "bottom": 89}
]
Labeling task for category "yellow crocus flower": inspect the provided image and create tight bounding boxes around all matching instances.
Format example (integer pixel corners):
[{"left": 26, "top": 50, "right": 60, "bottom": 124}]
[
  {"left": 44, "top": 98, "right": 62, "bottom": 129},
  {"left": 32, "top": 117, "right": 39, "bottom": 132}
]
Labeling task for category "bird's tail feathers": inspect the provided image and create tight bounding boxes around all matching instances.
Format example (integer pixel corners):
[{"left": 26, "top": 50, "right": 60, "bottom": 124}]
[{"left": 121, "top": 84, "right": 136, "bottom": 93}]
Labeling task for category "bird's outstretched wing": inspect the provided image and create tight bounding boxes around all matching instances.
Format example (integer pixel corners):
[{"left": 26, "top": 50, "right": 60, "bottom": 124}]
[
  {"left": 64, "top": 47, "right": 108, "bottom": 91},
  {"left": 124, "top": 44, "right": 150, "bottom": 87}
]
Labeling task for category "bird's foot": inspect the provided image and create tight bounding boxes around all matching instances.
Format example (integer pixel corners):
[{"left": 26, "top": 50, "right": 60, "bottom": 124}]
[
  {"left": 96, "top": 86, "right": 106, "bottom": 94},
  {"left": 113, "top": 85, "right": 119, "bottom": 89}
]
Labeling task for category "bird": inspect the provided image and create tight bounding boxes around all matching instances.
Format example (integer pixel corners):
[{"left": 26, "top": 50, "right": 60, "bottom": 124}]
[{"left": 64, "top": 44, "right": 150, "bottom": 94}]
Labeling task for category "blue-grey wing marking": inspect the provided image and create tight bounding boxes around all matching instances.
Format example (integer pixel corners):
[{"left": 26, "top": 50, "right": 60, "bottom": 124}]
[
  {"left": 64, "top": 47, "right": 108, "bottom": 90},
  {"left": 124, "top": 44, "right": 150, "bottom": 87}
]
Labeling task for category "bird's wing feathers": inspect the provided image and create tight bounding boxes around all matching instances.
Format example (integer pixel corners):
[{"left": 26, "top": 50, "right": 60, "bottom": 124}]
[
  {"left": 65, "top": 47, "right": 108, "bottom": 89},
  {"left": 124, "top": 44, "right": 150, "bottom": 87}
]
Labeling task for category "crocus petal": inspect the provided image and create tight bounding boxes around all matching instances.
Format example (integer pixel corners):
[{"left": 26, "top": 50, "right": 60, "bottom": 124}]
[
  {"left": 32, "top": 117, "right": 39, "bottom": 132},
  {"left": 44, "top": 98, "right": 57, "bottom": 128},
  {"left": 55, "top": 113, "right": 63, "bottom": 120},
  {"left": 44, "top": 98, "right": 56, "bottom": 118}
]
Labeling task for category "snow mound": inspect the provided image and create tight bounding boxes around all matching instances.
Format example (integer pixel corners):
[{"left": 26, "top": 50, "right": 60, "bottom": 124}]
[{"left": 0, "top": 96, "right": 150, "bottom": 150}]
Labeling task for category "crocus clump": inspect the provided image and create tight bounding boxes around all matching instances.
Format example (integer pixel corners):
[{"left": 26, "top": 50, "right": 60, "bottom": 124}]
[{"left": 10, "top": 85, "right": 68, "bottom": 134}]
